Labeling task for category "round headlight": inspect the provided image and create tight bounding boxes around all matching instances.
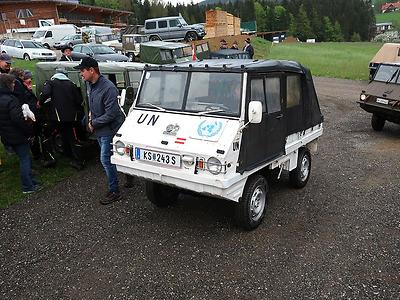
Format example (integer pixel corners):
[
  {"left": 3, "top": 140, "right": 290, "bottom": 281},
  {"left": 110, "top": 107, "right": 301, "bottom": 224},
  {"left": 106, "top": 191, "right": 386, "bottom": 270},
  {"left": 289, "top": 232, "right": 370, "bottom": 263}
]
[
  {"left": 207, "top": 157, "right": 222, "bottom": 175},
  {"left": 360, "top": 94, "right": 367, "bottom": 101},
  {"left": 115, "top": 140, "right": 125, "bottom": 156}
]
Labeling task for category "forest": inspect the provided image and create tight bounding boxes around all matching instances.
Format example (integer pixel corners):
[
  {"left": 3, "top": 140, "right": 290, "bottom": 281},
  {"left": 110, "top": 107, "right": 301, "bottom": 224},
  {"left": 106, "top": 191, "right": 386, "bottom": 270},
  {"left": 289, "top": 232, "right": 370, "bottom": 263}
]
[{"left": 81, "top": 0, "right": 377, "bottom": 42}]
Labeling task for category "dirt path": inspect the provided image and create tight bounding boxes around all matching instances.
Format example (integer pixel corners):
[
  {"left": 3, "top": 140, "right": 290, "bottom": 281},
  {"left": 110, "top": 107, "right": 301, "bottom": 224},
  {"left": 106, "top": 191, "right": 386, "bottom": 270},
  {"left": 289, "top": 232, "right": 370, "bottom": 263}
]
[{"left": 0, "top": 77, "right": 399, "bottom": 299}]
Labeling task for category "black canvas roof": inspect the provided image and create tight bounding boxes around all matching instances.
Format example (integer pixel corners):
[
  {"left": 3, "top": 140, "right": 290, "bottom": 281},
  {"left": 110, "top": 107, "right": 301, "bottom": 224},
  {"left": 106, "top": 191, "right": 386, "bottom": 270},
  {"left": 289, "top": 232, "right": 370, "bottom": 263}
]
[{"left": 145, "top": 59, "right": 305, "bottom": 74}]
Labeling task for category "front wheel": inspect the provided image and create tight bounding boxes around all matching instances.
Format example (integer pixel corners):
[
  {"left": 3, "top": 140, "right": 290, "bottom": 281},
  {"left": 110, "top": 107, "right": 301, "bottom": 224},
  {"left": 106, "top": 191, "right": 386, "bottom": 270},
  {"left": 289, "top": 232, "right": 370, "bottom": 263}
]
[
  {"left": 235, "top": 175, "right": 268, "bottom": 230},
  {"left": 289, "top": 148, "right": 311, "bottom": 189},
  {"left": 145, "top": 181, "right": 179, "bottom": 207},
  {"left": 371, "top": 114, "right": 385, "bottom": 131},
  {"left": 149, "top": 35, "right": 160, "bottom": 41},
  {"left": 23, "top": 53, "right": 30, "bottom": 61}
]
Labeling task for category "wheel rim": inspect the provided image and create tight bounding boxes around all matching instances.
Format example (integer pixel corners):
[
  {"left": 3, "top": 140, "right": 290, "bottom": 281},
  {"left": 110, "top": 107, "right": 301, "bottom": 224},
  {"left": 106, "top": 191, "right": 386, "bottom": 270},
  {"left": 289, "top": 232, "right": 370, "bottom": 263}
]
[
  {"left": 24, "top": 55, "right": 29, "bottom": 60},
  {"left": 300, "top": 155, "right": 310, "bottom": 181},
  {"left": 249, "top": 185, "right": 266, "bottom": 222},
  {"left": 188, "top": 33, "right": 196, "bottom": 41}
]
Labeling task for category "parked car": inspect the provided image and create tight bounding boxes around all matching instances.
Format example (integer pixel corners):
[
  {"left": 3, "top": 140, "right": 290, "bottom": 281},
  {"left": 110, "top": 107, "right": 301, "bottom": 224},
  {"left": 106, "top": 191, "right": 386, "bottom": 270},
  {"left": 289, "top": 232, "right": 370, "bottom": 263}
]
[
  {"left": 110, "top": 59, "right": 324, "bottom": 230},
  {"left": 210, "top": 49, "right": 250, "bottom": 59},
  {"left": 121, "top": 34, "right": 149, "bottom": 61},
  {"left": 140, "top": 40, "right": 209, "bottom": 64},
  {"left": 71, "top": 44, "right": 129, "bottom": 62},
  {"left": 32, "top": 24, "right": 79, "bottom": 49},
  {"left": 54, "top": 34, "right": 83, "bottom": 50},
  {"left": 369, "top": 43, "right": 400, "bottom": 79},
  {"left": 0, "top": 39, "right": 56, "bottom": 61},
  {"left": 144, "top": 15, "right": 205, "bottom": 42},
  {"left": 359, "top": 62, "right": 400, "bottom": 131}
]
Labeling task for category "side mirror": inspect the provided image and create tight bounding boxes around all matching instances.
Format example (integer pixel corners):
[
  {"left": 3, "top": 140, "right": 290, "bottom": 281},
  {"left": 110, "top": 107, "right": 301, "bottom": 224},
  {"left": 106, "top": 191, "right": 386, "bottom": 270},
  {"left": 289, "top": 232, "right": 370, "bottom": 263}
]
[
  {"left": 248, "top": 101, "right": 262, "bottom": 123},
  {"left": 177, "top": 24, "right": 182, "bottom": 28}
]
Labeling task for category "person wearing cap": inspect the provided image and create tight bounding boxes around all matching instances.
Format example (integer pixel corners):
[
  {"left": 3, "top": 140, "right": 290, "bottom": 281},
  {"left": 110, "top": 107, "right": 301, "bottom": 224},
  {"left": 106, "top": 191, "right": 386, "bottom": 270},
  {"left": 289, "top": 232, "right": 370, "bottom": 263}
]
[
  {"left": 0, "top": 53, "right": 12, "bottom": 74},
  {"left": 74, "top": 57, "right": 125, "bottom": 204},
  {"left": 39, "top": 67, "right": 84, "bottom": 170},
  {"left": 220, "top": 39, "right": 228, "bottom": 50},
  {"left": 0, "top": 73, "right": 40, "bottom": 193},
  {"left": 59, "top": 45, "right": 73, "bottom": 61},
  {"left": 243, "top": 38, "right": 254, "bottom": 59}
]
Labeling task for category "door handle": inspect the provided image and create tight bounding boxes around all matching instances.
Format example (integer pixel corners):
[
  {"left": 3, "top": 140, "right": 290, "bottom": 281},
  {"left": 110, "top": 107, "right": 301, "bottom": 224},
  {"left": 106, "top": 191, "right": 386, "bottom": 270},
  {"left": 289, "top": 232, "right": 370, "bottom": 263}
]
[{"left": 275, "top": 114, "right": 283, "bottom": 119}]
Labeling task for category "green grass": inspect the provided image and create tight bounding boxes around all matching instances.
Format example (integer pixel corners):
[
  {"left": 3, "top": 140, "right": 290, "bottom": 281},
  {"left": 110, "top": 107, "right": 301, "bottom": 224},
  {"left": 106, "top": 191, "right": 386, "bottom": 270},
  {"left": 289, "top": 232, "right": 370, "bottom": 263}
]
[
  {"left": 375, "top": 11, "right": 400, "bottom": 24},
  {"left": 253, "top": 38, "right": 383, "bottom": 80},
  {"left": 0, "top": 59, "right": 75, "bottom": 208}
]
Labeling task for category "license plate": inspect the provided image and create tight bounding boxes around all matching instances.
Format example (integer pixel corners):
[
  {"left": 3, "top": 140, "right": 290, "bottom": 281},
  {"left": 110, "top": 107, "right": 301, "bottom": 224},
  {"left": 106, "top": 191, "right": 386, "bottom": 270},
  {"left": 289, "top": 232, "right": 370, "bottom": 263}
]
[
  {"left": 376, "top": 98, "right": 389, "bottom": 105},
  {"left": 135, "top": 148, "right": 181, "bottom": 168}
]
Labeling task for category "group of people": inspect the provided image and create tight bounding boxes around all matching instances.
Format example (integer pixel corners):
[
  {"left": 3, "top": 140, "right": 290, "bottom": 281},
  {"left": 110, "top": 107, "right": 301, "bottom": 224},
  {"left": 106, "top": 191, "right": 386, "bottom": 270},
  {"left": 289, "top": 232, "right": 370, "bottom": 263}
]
[
  {"left": 0, "top": 49, "right": 126, "bottom": 204},
  {"left": 219, "top": 37, "right": 254, "bottom": 58}
]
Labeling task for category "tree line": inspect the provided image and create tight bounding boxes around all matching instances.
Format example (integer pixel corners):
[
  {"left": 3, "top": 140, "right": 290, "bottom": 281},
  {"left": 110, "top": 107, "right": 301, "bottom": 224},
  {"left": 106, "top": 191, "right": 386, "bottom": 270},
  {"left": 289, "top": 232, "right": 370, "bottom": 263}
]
[{"left": 81, "top": 0, "right": 376, "bottom": 42}]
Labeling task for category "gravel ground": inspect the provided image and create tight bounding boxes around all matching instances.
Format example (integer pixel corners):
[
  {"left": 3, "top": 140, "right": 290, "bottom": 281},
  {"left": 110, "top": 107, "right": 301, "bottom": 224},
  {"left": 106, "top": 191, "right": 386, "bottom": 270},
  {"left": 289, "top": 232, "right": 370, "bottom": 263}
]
[{"left": 0, "top": 77, "right": 399, "bottom": 299}]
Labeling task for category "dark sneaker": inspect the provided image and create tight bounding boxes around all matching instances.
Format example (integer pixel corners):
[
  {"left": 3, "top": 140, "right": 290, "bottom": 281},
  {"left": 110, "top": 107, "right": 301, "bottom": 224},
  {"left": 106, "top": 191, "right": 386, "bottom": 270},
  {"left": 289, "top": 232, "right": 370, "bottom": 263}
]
[
  {"left": 23, "top": 185, "right": 43, "bottom": 194},
  {"left": 100, "top": 192, "right": 122, "bottom": 205}
]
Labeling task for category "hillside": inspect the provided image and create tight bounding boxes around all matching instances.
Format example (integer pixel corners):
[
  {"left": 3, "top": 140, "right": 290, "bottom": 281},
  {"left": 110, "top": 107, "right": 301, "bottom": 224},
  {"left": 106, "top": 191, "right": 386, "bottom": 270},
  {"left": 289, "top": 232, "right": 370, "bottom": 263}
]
[{"left": 375, "top": 11, "right": 400, "bottom": 24}]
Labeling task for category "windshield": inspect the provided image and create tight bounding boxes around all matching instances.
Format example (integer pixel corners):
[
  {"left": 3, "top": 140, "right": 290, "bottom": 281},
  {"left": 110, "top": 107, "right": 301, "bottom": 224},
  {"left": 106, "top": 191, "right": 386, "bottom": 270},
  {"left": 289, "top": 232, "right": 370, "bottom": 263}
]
[
  {"left": 92, "top": 46, "right": 115, "bottom": 54},
  {"left": 61, "top": 35, "right": 73, "bottom": 41},
  {"left": 178, "top": 18, "right": 188, "bottom": 26},
  {"left": 33, "top": 31, "right": 46, "bottom": 38},
  {"left": 137, "top": 71, "right": 242, "bottom": 116},
  {"left": 374, "top": 65, "right": 400, "bottom": 83},
  {"left": 21, "top": 41, "right": 43, "bottom": 48}
]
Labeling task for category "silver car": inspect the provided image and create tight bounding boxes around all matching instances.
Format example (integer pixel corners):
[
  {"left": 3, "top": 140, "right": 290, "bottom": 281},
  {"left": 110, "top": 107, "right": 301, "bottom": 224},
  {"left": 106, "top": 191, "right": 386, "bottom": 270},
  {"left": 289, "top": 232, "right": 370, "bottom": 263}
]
[
  {"left": 0, "top": 39, "right": 56, "bottom": 61},
  {"left": 54, "top": 34, "right": 83, "bottom": 50}
]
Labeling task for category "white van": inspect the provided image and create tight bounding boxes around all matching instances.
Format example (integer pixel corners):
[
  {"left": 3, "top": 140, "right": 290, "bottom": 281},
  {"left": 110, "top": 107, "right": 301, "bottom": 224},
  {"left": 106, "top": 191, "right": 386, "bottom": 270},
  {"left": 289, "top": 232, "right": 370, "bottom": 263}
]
[
  {"left": 32, "top": 24, "right": 78, "bottom": 49},
  {"left": 112, "top": 59, "right": 324, "bottom": 230}
]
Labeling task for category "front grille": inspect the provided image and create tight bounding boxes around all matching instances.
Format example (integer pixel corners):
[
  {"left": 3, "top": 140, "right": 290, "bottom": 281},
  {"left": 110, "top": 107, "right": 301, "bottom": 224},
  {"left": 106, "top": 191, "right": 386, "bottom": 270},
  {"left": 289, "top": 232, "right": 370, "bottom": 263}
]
[{"left": 41, "top": 53, "right": 52, "bottom": 56}]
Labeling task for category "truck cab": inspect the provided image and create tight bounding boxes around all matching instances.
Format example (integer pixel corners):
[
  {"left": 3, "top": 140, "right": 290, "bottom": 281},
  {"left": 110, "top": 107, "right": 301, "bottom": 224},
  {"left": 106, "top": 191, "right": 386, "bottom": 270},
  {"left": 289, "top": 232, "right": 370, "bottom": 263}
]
[{"left": 111, "top": 59, "right": 324, "bottom": 230}]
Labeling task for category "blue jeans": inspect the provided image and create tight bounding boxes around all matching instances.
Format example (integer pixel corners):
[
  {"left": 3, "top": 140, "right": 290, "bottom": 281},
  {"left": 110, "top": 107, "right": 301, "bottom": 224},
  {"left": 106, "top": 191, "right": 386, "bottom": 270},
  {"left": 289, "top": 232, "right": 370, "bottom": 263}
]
[
  {"left": 12, "top": 143, "right": 37, "bottom": 192},
  {"left": 97, "top": 135, "right": 119, "bottom": 193}
]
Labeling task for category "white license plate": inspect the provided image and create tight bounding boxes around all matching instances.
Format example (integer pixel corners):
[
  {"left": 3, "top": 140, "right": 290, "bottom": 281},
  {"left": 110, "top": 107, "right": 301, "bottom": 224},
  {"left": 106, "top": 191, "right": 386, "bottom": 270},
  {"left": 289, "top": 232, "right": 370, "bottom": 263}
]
[
  {"left": 376, "top": 98, "right": 389, "bottom": 105},
  {"left": 135, "top": 148, "right": 181, "bottom": 168}
]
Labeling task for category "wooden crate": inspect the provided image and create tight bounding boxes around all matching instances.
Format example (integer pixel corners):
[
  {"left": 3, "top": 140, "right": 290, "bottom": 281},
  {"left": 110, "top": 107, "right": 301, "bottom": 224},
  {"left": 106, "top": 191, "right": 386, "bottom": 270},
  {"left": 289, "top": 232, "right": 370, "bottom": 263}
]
[
  {"left": 233, "top": 17, "right": 241, "bottom": 35},
  {"left": 206, "top": 10, "right": 227, "bottom": 25},
  {"left": 226, "top": 13, "right": 234, "bottom": 26}
]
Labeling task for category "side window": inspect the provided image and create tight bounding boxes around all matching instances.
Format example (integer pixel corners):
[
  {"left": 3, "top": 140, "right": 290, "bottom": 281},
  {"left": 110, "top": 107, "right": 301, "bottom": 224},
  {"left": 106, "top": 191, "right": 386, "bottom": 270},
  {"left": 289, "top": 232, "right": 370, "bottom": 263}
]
[
  {"left": 160, "top": 50, "right": 172, "bottom": 61},
  {"left": 250, "top": 78, "right": 266, "bottom": 112},
  {"left": 146, "top": 22, "right": 156, "bottom": 30},
  {"left": 286, "top": 75, "right": 301, "bottom": 108},
  {"left": 169, "top": 19, "right": 179, "bottom": 27},
  {"left": 81, "top": 46, "right": 92, "bottom": 55},
  {"left": 158, "top": 20, "right": 167, "bottom": 28},
  {"left": 5, "top": 40, "right": 15, "bottom": 47},
  {"left": 45, "top": 31, "right": 52, "bottom": 38},
  {"left": 265, "top": 77, "right": 281, "bottom": 113},
  {"left": 74, "top": 45, "right": 82, "bottom": 52},
  {"left": 14, "top": 40, "right": 22, "bottom": 48}
]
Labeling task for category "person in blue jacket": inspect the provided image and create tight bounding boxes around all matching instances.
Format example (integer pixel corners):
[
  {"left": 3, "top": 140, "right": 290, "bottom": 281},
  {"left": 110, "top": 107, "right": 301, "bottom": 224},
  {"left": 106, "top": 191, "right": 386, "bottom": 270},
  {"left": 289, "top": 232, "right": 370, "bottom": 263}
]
[{"left": 74, "top": 57, "right": 125, "bottom": 204}]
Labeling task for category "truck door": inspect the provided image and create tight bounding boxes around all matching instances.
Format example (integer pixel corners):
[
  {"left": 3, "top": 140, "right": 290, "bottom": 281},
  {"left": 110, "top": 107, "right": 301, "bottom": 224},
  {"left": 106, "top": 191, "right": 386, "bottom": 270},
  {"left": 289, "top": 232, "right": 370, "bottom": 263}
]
[{"left": 239, "top": 74, "right": 287, "bottom": 171}]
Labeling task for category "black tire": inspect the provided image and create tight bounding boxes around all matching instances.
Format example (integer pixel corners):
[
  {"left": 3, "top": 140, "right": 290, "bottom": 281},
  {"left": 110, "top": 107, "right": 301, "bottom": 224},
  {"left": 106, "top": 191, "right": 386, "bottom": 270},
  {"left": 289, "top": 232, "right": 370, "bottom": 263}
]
[
  {"left": 289, "top": 148, "right": 311, "bottom": 189},
  {"left": 235, "top": 175, "right": 268, "bottom": 230},
  {"left": 149, "top": 35, "right": 160, "bottom": 41},
  {"left": 23, "top": 53, "right": 30, "bottom": 61},
  {"left": 185, "top": 31, "right": 198, "bottom": 42},
  {"left": 145, "top": 181, "right": 179, "bottom": 207},
  {"left": 68, "top": 42, "right": 74, "bottom": 48},
  {"left": 371, "top": 114, "right": 385, "bottom": 131}
]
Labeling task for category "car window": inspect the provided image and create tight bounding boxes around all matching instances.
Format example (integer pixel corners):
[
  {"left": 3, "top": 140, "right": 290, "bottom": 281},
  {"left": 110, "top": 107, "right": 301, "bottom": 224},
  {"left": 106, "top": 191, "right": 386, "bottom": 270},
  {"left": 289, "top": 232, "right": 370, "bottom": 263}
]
[
  {"left": 169, "top": 19, "right": 179, "bottom": 27},
  {"left": 265, "top": 77, "right": 281, "bottom": 114},
  {"left": 4, "top": 40, "right": 15, "bottom": 47},
  {"left": 45, "top": 31, "right": 53, "bottom": 38},
  {"left": 146, "top": 22, "right": 156, "bottom": 30},
  {"left": 158, "top": 20, "right": 167, "bottom": 28},
  {"left": 129, "top": 71, "right": 142, "bottom": 88},
  {"left": 74, "top": 45, "right": 82, "bottom": 52},
  {"left": 14, "top": 40, "right": 22, "bottom": 48},
  {"left": 74, "top": 35, "right": 81, "bottom": 40},
  {"left": 250, "top": 78, "right": 266, "bottom": 112},
  {"left": 61, "top": 35, "right": 72, "bottom": 41},
  {"left": 160, "top": 50, "right": 172, "bottom": 61},
  {"left": 287, "top": 75, "right": 301, "bottom": 108},
  {"left": 375, "top": 65, "right": 400, "bottom": 83},
  {"left": 81, "top": 46, "right": 92, "bottom": 55},
  {"left": 92, "top": 46, "right": 115, "bottom": 54},
  {"left": 21, "top": 41, "right": 42, "bottom": 48}
]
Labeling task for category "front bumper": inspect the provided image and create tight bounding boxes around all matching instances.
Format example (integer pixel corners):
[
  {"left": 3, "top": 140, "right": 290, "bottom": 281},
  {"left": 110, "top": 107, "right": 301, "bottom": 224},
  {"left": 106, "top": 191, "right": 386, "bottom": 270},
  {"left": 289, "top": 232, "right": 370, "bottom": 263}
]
[{"left": 31, "top": 54, "right": 57, "bottom": 61}]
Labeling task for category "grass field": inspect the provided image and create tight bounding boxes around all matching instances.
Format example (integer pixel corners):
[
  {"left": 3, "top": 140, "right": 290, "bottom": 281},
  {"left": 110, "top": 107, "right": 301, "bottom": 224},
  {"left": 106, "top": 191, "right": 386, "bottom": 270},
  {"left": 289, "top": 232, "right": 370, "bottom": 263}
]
[
  {"left": 375, "top": 11, "right": 400, "bottom": 24},
  {"left": 0, "top": 59, "right": 75, "bottom": 208},
  {"left": 253, "top": 38, "right": 383, "bottom": 80}
]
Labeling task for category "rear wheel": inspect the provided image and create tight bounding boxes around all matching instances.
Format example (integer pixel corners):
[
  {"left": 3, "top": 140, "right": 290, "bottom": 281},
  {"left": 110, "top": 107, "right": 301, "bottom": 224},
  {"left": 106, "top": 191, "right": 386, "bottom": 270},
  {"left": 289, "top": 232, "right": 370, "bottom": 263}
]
[
  {"left": 371, "top": 114, "right": 385, "bottom": 131},
  {"left": 145, "top": 181, "right": 179, "bottom": 207},
  {"left": 185, "top": 32, "right": 198, "bottom": 42},
  {"left": 23, "top": 53, "right": 31, "bottom": 61},
  {"left": 289, "top": 148, "right": 311, "bottom": 189},
  {"left": 68, "top": 42, "right": 74, "bottom": 48},
  {"left": 235, "top": 175, "right": 268, "bottom": 230},
  {"left": 149, "top": 35, "right": 160, "bottom": 41}
]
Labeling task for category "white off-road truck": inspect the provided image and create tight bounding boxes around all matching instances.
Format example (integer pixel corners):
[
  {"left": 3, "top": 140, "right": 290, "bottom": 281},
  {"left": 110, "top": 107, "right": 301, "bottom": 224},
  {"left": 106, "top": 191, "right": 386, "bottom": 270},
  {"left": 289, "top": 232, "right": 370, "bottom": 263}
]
[{"left": 112, "top": 59, "right": 323, "bottom": 230}]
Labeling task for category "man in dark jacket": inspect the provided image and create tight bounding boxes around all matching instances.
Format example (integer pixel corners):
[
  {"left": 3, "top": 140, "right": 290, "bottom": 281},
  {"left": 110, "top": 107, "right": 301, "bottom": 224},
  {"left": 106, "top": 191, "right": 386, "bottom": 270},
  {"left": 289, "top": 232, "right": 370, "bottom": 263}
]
[
  {"left": 0, "top": 53, "right": 11, "bottom": 74},
  {"left": 243, "top": 38, "right": 254, "bottom": 59},
  {"left": 0, "top": 74, "right": 40, "bottom": 193},
  {"left": 74, "top": 57, "right": 125, "bottom": 204},
  {"left": 39, "top": 68, "right": 85, "bottom": 169},
  {"left": 59, "top": 46, "right": 73, "bottom": 61}
]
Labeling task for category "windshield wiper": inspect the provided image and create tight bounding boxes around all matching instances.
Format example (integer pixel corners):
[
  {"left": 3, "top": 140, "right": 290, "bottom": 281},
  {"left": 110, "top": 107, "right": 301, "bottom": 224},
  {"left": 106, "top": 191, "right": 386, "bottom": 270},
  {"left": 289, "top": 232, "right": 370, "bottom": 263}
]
[
  {"left": 139, "top": 103, "right": 166, "bottom": 111},
  {"left": 197, "top": 109, "right": 225, "bottom": 115},
  {"left": 386, "top": 69, "right": 399, "bottom": 84}
]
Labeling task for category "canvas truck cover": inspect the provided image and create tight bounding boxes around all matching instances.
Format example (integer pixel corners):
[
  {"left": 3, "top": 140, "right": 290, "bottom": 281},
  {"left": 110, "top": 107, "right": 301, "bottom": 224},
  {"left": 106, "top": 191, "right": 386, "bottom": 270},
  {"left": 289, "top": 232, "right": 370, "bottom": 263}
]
[{"left": 370, "top": 43, "right": 400, "bottom": 64}]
